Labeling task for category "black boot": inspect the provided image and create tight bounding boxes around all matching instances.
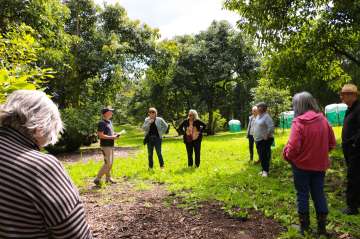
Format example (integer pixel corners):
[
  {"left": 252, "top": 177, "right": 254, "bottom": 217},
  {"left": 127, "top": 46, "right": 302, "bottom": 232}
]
[
  {"left": 317, "top": 213, "right": 329, "bottom": 238},
  {"left": 299, "top": 213, "right": 310, "bottom": 235}
]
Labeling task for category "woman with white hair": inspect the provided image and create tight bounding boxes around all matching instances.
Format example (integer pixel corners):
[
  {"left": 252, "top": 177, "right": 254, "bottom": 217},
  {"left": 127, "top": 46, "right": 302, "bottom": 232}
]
[
  {"left": 283, "top": 91, "right": 336, "bottom": 237},
  {"left": 0, "top": 90, "right": 92, "bottom": 238},
  {"left": 178, "top": 109, "right": 206, "bottom": 167}
]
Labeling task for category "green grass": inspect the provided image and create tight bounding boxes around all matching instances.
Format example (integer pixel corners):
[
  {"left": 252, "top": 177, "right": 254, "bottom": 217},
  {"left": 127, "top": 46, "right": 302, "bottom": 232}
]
[{"left": 64, "top": 126, "right": 360, "bottom": 238}]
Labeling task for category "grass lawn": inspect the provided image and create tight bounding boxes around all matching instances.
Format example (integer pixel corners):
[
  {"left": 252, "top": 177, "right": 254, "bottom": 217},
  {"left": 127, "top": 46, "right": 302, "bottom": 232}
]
[{"left": 65, "top": 125, "right": 360, "bottom": 239}]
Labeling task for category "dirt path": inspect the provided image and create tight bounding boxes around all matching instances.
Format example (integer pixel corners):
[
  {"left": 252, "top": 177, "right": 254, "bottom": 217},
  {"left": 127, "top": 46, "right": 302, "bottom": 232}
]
[{"left": 81, "top": 179, "right": 283, "bottom": 239}]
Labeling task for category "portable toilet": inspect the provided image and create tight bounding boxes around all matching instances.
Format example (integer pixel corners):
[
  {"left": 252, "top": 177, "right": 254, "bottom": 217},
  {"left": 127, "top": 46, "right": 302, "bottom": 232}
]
[
  {"left": 325, "top": 103, "right": 348, "bottom": 126},
  {"left": 337, "top": 103, "right": 348, "bottom": 126},
  {"left": 279, "top": 111, "right": 294, "bottom": 129},
  {"left": 229, "top": 119, "right": 241, "bottom": 132},
  {"left": 325, "top": 104, "right": 338, "bottom": 126}
]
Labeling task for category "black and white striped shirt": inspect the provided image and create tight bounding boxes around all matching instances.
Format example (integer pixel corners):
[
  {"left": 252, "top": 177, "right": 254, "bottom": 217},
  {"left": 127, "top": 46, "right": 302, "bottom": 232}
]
[{"left": 0, "top": 127, "right": 92, "bottom": 238}]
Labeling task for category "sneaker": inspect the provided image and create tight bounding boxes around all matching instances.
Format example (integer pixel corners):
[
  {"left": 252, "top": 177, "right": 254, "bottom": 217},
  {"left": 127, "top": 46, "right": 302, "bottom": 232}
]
[
  {"left": 261, "top": 171, "right": 268, "bottom": 177},
  {"left": 93, "top": 178, "right": 101, "bottom": 187},
  {"left": 106, "top": 178, "right": 117, "bottom": 184},
  {"left": 160, "top": 167, "right": 165, "bottom": 171},
  {"left": 342, "top": 207, "right": 359, "bottom": 215},
  {"left": 258, "top": 171, "right": 263, "bottom": 175},
  {"left": 254, "top": 160, "right": 260, "bottom": 164}
]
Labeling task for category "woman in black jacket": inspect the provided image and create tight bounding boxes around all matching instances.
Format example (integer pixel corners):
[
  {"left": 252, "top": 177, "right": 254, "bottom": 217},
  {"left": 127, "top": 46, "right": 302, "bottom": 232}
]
[{"left": 178, "top": 109, "right": 206, "bottom": 167}]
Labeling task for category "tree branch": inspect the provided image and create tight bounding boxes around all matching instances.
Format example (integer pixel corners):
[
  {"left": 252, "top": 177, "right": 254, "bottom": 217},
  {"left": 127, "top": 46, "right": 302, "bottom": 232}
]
[{"left": 332, "top": 45, "right": 360, "bottom": 66}]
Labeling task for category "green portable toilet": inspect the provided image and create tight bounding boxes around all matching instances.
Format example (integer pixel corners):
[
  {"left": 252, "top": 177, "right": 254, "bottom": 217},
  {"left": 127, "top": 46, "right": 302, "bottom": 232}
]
[
  {"left": 279, "top": 111, "right": 294, "bottom": 129},
  {"left": 325, "top": 103, "right": 348, "bottom": 126},
  {"left": 229, "top": 119, "right": 241, "bottom": 132},
  {"left": 325, "top": 104, "right": 338, "bottom": 126},
  {"left": 337, "top": 103, "right": 348, "bottom": 126}
]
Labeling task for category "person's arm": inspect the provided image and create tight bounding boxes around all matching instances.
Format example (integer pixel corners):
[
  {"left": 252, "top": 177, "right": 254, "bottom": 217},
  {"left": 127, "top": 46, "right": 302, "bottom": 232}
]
[
  {"left": 283, "top": 120, "right": 302, "bottom": 161},
  {"left": 178, "top": 120, "right": 186, "bottom": 135},
  {"left": 246, "top": 116, "right": 251, "bottom": 138},
  {"left": 352, "top": 109, "right": 360, "bottom": 146},
  {"left": 158, "top": 117, "right": 168, "bottom": 135},
  {"left": 328, "top": 122, "right": 337, "bottom": 150},
  {"left": 98, "top": 131, "right": 118, "bottom": 140},
  {"left": 142, "top": 117, "right": 153, "bottom": 131},
  {"left": 97, "top": 121, "right": 117, "bottom": 139},
  {"left": 265, "top": 115, "right": 274, "bottom": 139},
  {"left": 198, "top": 120, "right": 207, "bottom": 132},
  {"left": 35, "top": 157, "right": 92, "bottom": 238}
]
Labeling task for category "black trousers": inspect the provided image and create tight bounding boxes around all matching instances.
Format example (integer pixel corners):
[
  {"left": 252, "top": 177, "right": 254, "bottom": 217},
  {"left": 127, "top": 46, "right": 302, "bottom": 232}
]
[
  {"left": 248, "top": 135, "right": 255, "bottom": 161},
  {"left": 255, "top": 138, "right": 274, "bottom": 173},
  {"left": 185, "top": 140, "right": 202, "bottom": 167},
  {"left": 343, "top": 144, "right": 360, "bottom": 209}
]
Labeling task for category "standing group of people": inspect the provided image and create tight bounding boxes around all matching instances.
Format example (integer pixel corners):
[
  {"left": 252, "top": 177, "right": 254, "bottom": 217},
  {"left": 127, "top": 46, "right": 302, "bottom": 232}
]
[
  {"left": 247, "top": 102, "right": 275, "bottom": 177},
  {"left": 1, "top": 84, "right": 359, "bottom": 238},
  {"left": 142, "top": 108, "right": 206, "bottom": 170},
  {"left": 246, "top": 85, "right": 360, "bottom": 237}
]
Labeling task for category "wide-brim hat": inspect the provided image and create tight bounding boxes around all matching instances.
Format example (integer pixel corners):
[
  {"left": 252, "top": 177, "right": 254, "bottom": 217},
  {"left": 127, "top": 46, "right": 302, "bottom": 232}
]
[
  {"left": 341, "top": 84, "right": 358, "bottom": 94},
  {"left": 101, "top": 107, "right": 114, "bottom": 114}
]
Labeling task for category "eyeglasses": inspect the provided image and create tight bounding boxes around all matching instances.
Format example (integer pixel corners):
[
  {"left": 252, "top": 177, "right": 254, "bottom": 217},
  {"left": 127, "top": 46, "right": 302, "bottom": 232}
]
[{"left": 340, "top": 92, "right": 355, "bottom": 96}]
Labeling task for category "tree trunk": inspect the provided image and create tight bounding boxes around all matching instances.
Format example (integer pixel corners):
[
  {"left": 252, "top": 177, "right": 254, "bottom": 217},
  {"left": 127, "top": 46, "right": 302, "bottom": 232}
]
[{"left": 207, "top": 109, "right": 215, "bottom": 135}]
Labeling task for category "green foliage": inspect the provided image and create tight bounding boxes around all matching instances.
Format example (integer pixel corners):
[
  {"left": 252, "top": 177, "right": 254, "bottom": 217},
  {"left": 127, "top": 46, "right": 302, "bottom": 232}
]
[
  {"left": 224, "top": 0, "right": 360, "bottom": 105},
  {"left": 46, "top": 102, "right": 101, "bottom": 154},
  {"left": 202, "top": 110, "right": 227, "bottom": 133},
  {"left": 251, "top": 78, "right": 292, "bottom": 125},
  {"left": 131, "top": 21, "right": 258, "bottom": 134},
  {"left": 0, "top": 24, "right": 53, "bottom": 102}
]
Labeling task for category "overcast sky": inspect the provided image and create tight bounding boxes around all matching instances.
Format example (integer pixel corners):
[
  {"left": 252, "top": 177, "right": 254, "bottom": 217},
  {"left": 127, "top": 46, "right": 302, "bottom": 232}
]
[{"left": 94, "top": 0, "right": 240, "bottom": 39}]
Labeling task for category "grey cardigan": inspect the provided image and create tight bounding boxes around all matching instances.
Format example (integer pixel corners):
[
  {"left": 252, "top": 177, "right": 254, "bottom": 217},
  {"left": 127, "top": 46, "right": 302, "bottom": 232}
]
[
  {"left": 253, "top": 112, "right": 274, "bottom": 141},
  {"left": 142, "top": 117, "right": 168, "bottom": 138}
]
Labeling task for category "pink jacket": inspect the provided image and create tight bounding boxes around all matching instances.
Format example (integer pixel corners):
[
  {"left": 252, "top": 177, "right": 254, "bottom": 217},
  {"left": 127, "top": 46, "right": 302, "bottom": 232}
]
[{"left": 283, "top": 111, "right": 336, "bottom": 171}]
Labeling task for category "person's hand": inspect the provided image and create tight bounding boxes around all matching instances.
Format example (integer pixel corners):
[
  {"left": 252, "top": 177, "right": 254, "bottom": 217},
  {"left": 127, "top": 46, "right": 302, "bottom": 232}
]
[
  {"left": 263, "top": 134, "right": 268, "bottom": 140},
  {"left": 149, "top": 118, "right": 155, "bottom": 123}
]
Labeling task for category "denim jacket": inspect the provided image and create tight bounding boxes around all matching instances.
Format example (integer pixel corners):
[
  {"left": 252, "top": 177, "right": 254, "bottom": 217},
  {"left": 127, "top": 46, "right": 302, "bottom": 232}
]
[{"left": 142, "top": 117, "right": 168, "bottom": 138}]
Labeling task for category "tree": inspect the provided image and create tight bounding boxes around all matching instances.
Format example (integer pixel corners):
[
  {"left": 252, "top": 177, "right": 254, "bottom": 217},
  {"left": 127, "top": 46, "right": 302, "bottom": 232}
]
[
  {"left": 224, "top": 0, "right": 360, "bottom": 104},
  {"left": 176, "top": 21, "right": 258, "bottom": 134},
  {"left": 251, "top": 78, "right": 292, "bottom": 126},
  {"left": 0, "top": 24, "right": 53, "bottom": 102}
]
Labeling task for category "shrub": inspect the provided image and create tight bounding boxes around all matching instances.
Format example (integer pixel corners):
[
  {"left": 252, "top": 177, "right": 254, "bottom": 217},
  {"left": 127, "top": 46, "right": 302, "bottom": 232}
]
[{"left": 46, "top": 102, "right": 101, "bottom": 154}]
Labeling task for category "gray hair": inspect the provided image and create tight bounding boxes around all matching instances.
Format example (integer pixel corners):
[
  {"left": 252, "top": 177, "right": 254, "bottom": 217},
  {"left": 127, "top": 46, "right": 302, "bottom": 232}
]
[
  {"left": 188, "top": 109, "right": 200, "bottom": 120},
  {"left": 256, "top": 102, "right": 268, "bottom": 111},
  {"left": 292, "top": 91, "right": 320, "bottom": 117},
  {"left": 0, "top": 90, "right": 63, "bottom": 146}
]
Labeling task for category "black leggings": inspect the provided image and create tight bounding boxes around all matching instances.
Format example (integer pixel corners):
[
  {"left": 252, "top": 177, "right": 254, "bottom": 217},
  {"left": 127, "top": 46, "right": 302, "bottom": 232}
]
[{"left": 185, "top": 140, "right": 202, "bottom": 167}]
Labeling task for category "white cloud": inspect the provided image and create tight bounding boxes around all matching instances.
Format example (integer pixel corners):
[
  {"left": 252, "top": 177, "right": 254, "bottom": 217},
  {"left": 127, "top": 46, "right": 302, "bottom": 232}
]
[{"left": 94, "top": 0, "right": 239, "bottom": 39}]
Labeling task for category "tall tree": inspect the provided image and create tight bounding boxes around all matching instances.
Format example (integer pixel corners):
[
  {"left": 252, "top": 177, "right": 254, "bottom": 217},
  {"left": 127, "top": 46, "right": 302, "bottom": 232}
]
[{"left": 224, "top": 0, "right": 360, "bottom": 104}]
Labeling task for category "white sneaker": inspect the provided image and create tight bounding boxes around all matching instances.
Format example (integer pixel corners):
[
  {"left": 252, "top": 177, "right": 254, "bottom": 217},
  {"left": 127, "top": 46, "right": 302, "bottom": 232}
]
[
  {"left": 258, "top": 171, "right": 264, "bottom": 175},
  {"left": 261, "top": 171, "right": 268, "bottom": 177}
]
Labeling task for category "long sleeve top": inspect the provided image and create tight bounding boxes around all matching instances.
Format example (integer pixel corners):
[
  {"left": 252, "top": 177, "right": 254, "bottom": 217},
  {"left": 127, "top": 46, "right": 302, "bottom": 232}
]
[
  {"left": 283, "top": 111, "right": 336, "bottom": 171},
  {"left": 0, "top": 127, "right": 92, "bottom": 238},
  {"left": 253, "top": 112, "right": 274, "bottom": 141},
  {"left": 142, "top": 117, "right": 168, "bottom": 138}
]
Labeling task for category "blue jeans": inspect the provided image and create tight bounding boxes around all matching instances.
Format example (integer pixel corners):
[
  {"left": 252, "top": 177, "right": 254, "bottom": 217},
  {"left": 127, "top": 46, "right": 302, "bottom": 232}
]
[
  {"left": 292, "top": 166, "right": 328, "bottom": 214},
  {"left": 147, "top": 136, "right": 164, "bottom": 168}
]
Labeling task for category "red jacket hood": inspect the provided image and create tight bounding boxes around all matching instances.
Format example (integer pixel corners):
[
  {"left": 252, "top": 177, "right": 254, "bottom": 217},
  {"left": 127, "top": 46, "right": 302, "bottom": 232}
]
[{"left": 295, "top": 111, "right": 323, "bottom": 124}]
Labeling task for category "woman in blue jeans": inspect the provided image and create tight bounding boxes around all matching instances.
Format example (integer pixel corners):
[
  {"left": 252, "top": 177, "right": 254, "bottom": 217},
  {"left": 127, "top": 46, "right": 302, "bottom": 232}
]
[
  {"left": 283, "top": 92, "right": 336, "bottom": 237},
  {"left": 142, "top": 107, "right": 168, "bottom": 170}
]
